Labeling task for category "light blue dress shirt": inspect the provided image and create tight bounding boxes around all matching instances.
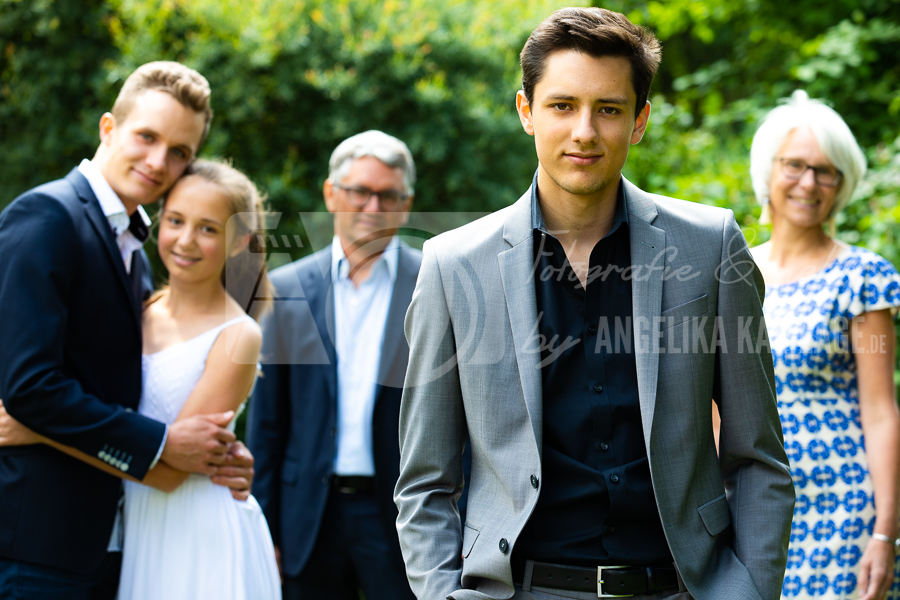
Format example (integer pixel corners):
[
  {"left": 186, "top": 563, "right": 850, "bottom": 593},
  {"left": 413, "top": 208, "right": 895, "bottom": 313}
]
[{"left": 330, "top": 235, "right": 400, "bottom": 476}]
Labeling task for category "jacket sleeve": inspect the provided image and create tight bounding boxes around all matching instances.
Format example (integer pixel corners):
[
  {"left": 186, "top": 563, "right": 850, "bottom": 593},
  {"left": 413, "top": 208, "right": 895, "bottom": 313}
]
[
  {"left": 0, "top": 191, "right": 166, "bottom": 480},
  {"left": 247, "top": 293, "right": 292, "bottom": 546},
  {"left": 714, "top": 211, "right": 795, "bottom": 600},
  {"left": 394, "top": 241, "right": 469, "bottom": 600}
]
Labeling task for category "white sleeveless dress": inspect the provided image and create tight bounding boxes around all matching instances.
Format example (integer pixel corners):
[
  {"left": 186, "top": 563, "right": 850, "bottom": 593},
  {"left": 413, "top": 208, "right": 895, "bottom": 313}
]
[{"left": 117, "top": 316, "right": 281, "bottom": 600}]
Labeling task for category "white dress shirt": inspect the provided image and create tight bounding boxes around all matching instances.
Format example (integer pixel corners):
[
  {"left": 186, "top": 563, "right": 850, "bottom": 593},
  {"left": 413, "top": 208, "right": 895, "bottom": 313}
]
[
  {"left": 331, "top": 235, "right": 399, "bottom": 476},
  {"left": 76, "top": 158, "right": 165, "bottom": 550},
  {"left": 77, "top": 159, "right": 151, "bottom": 273}
]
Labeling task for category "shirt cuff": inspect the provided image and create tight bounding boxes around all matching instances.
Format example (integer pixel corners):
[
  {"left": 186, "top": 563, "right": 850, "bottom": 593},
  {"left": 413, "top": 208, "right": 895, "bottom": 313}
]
[{"left": 148, "top": 425, "right": 168, "bottom": 470}]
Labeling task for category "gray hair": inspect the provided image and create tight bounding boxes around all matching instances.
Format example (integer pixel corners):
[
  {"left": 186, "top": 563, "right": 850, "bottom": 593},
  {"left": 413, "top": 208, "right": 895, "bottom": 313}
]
[
  {"left": 328, "top": 130, "right": 416, "bottom": 194},
  {"left": 750, "top": 90, "right": 867, "bottom": 216}
]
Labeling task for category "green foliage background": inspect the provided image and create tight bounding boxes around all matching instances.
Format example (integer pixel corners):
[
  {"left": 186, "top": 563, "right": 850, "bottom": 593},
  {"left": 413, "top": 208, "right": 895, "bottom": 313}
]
[{"left": 2, "top": 0, "right": 899, "bottom": 383}]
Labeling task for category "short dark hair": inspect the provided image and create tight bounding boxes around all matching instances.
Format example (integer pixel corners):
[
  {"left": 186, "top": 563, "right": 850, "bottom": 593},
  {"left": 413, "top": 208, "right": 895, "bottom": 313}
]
[{"left": 521, "top": 8, "right": 662, "bottom": 117}]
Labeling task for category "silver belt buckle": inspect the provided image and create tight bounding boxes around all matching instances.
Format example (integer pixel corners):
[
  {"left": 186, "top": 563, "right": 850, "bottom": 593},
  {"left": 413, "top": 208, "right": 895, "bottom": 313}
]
[{"left": 597, "top": 565, "right": 633, "bottom": 598}]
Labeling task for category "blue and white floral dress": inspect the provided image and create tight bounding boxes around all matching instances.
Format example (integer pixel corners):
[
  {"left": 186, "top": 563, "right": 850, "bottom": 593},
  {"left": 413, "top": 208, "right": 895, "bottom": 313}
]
[{"left": 764, "top": 245, "right": 900, "bottom": 599}]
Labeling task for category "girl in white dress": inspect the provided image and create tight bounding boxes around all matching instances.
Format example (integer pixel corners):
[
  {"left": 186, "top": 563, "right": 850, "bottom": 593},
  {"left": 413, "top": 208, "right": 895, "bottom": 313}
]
[
  {"left": 0, "top": 159, "right": 282, "bottom": 599},
  {"left": 115, "top": 158, "right": 281, "bottom": 600}
]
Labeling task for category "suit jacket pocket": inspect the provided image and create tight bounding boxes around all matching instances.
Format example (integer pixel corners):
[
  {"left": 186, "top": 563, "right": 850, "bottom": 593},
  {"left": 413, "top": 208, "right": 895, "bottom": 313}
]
[
  {"left": 697, "top": 493, "right": 731, "bottom": 536},
  {"left": 281, "top": 458, "right": 300, "bottom": 485},
  {"left": 462, "top": 523, "right": 480, "bottom": 558},
  {"left": 660, "top": 294, "right": 709, "bottom": 329}
]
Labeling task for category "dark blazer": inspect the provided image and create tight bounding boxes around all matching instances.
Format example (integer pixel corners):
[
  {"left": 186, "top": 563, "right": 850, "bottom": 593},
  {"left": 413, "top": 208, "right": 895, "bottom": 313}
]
[
  {"left": 248, "top": 243, "right": 422, "bottom": 578},
  {"left": 0, "top": 169, "right": 166, "bottom": 573}
]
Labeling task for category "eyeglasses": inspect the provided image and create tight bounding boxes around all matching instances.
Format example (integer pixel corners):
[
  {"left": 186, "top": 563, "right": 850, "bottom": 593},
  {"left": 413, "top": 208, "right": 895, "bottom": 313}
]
[
  {"left": 774, "top": 157, "right": 842, "bottom": 187},
  {"left": 333, "top": 184, "right": 410, "bottom": 211}
]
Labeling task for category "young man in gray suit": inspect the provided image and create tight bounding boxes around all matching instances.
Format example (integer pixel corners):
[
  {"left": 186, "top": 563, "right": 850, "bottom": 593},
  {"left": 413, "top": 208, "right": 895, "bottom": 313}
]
[
  {"left": 395, "top": 8, "right": 794, "bottom": 600},
  {"left": 249, "top": 131, "right": 418, "bottom": 600}
]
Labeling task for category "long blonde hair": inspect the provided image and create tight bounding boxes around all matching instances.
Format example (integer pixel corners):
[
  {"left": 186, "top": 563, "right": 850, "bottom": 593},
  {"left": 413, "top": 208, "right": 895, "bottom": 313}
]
[{"left": 156, "top": 159, "right": 273, "bottom": 321}]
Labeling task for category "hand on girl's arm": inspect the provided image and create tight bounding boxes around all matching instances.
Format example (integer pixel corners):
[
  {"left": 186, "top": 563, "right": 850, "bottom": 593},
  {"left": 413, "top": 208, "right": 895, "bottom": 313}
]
[
  {"left": 213, "top": 441, "right": 255, "bottom": 501},
  {"left": 0, "top": 319, "right": 261, "bottom": 498},
  {"left": 167, "top": 318, "right": 262, "bottom": 498}
]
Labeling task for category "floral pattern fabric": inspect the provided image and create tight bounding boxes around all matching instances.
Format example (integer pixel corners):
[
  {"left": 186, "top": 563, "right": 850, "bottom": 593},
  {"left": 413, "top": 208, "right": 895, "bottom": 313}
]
[{"left": 764, "top": 245, "right": 900, "bottom": 599}]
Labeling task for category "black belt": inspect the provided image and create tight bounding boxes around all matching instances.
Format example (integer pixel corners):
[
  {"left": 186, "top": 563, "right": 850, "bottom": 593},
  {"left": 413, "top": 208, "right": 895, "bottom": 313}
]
[
  {"left": 512, "top": 558, "right": 678, "bottom": 597},
  {"left": 331, "top": 475, "right": 374, "bottom": 494}
]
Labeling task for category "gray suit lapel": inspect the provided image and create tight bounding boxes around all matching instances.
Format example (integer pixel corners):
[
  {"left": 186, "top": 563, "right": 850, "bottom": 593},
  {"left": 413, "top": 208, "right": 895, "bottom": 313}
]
[
  {"left": 377, "top": 244, "right": 417, "bottom": 389},
  {"left": 499, "top": 190, "right": 543, "bottom": 450},
  {"left": 623, "top": 178, "right": 665, "bottom": 444}
]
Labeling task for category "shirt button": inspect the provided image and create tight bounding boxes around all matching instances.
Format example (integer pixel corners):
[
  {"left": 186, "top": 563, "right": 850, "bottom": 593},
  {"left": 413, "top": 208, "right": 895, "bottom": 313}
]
[
  {"left": 610, "top": 474, "right": 620, "bottom": 484},
  {"left": 588, "top": 325, "right": 597, "bottom": 335},
  {"left": 600, "top": 442, "right": 609, "bottom": 451},
  {"left": 608, "top": 526, "right": 617, "bottom": 534},
  {"left": 593, "top": 384, "right": 604, "bottom": 393},
  {"left": 330, "top": 427, "right": 337, "bottom": 437},
  {"left": 531, "top": 475, "right": 539, "bottom": 489},
  {"left": 322, "top": 476, "right": 329, "bottom": 485},
  {"left": 499, "top": 538, "right": 509, "bottom": 553}
]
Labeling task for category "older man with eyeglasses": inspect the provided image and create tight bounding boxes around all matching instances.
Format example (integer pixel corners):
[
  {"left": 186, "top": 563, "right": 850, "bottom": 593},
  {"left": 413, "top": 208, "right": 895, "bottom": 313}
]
[{"left": 247, "top": 130, "right": 419, "bottom": 600}]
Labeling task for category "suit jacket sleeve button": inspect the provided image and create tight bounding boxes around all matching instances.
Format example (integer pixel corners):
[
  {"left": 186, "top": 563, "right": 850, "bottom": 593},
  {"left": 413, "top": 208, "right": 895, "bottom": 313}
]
[
  {"left": 499, "top": 538, "right": 509, "bottom": 553},
  {"left": 530, "top": 475, "right": 539, "bottom": 489}
]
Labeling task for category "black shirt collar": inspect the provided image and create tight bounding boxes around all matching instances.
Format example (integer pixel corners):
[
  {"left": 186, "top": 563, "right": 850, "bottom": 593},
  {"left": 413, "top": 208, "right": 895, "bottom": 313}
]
[{"left": 530, "top": 168, "right": 628, "bottom": 239}]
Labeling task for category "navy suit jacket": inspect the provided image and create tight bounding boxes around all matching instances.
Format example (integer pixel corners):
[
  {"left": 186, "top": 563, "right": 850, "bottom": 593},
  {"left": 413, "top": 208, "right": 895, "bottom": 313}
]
[
  {"left": 0, "top": 169, "right": 166, "bottom": 573},
  {"left": 248, "top": 243, "right": 422, "bottom": 577}
]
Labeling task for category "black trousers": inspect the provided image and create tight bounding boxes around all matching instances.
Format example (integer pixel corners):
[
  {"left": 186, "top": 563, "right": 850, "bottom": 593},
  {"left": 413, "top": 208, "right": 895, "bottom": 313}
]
[
  {"left": 282, "top": 490, "right": 414, "bottom": 600},
  {"left": 0, "top": 552, "right": 121, "bottom": 600}
]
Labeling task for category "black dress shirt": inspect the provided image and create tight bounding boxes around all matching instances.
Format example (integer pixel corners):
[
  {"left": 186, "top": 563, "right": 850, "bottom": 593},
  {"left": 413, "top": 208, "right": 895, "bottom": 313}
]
[{"left": 513, "top": 172, "right": 672, "bottom": 567}]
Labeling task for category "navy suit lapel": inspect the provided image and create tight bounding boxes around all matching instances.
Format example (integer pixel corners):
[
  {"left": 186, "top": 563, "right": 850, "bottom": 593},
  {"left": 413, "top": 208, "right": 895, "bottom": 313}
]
[
  {"left": 307, "top": 248, "right": 338, "bottom": 403},
  {"left": 67, "top": 170, "right": 142, "bottom": 332},
  {"left": 376, "top": 244, "right": 417, "bottom": 390}
]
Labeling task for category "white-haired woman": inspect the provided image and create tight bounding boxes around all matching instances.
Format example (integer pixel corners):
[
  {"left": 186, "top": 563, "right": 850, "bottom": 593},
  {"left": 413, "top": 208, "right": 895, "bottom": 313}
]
[{"left": 750, "top": 91, "right": 900, "bottom": 600}]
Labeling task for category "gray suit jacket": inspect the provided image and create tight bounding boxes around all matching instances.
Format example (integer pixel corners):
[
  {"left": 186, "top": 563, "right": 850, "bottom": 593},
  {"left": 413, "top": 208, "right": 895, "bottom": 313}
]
[{"left": 395, "top": 179, "right": 794, "bottom": 600}]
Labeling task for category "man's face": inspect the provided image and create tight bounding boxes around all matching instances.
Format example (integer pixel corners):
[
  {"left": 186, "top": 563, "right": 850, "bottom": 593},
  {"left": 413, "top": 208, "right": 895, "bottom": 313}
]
[
  {"left": 94, "top": 89, "right": 206, "bottom": 214},
  {"left": 516, "top": 50, "right": 649, "bottom": 203},
  {"left": 324, "top": 155, "right": 412, "bottom": 253}
]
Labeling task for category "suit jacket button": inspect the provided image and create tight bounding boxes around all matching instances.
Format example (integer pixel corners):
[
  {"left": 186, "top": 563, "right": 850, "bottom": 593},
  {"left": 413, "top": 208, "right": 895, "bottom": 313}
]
[
  {"left": 530, "top": 475, "right": 539, "bottom": 489},
  {"left": 499, "top": 538, "right": 509, "bottom": 553}
]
